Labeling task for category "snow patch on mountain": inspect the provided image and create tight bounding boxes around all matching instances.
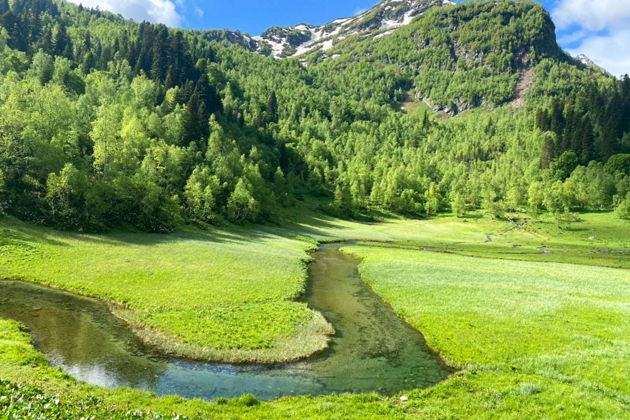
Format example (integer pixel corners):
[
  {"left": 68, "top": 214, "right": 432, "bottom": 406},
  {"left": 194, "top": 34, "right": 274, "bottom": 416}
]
[
  {"left": 577, "top": 53, "right": 596, "bottom": 67},
  {"left": 250, "top": 0, "right": 451, "bottom": 59},
  {"left": 576, "top": 53, "right": 611, "bottom": 75}
]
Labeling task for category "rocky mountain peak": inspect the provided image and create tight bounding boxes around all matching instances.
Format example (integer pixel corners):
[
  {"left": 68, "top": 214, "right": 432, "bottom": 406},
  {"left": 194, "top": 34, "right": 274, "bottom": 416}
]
[
  {"left": 250, "top": 0, "right": 453, "bottom": 58},
  {"left": 576, "top": 53, "right": 610, "bottom": 76}
]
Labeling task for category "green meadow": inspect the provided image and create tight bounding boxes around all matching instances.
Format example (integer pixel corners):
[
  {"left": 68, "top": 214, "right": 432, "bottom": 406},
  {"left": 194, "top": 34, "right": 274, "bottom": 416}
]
[
  {"left": 284, "top": 211, "right": 630, "bottom": 268},
  {"left": 1, "top": 212, "right": 629, "bottom": 418},
  {"left": 0, "top": 217, "right": 332, "bottom": 362},
  {"left": 342, "top": 246, "right": 630, "bottom": 417}
]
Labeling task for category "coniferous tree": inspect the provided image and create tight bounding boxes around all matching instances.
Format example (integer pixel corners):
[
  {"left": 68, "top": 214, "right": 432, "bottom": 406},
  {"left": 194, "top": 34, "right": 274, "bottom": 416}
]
[
  {"left": 51, "top": 23, "right": 71, "bottom": 57},
  {"left": 267, "top": 91, "right": 279, "bottom": 124}
]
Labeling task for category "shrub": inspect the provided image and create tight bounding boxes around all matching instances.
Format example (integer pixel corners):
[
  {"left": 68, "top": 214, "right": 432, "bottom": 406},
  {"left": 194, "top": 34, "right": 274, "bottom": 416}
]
[
  {"left": 237, "top": 394, "right": 260, "bottom": 407},
  {"left": 615, "top": 193, "right": 630, "bottom": 220}
]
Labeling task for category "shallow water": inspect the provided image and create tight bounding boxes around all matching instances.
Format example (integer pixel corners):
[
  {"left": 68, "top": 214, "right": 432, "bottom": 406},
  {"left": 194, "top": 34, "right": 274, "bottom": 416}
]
[{"left": 0, "top": 243, "right": 448, "bottom": 400}]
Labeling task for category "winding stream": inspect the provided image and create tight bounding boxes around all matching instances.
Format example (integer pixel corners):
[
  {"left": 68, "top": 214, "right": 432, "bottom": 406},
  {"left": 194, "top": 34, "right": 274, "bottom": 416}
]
[{"left": 0, "top": 243, "right": 448, "bottom": 400}]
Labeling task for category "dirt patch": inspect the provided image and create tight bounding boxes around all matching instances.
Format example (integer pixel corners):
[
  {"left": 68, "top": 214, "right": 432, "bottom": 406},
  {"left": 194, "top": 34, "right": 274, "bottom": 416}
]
[{"left": 510, "top": 67, "right": 534, "bottom": 109}]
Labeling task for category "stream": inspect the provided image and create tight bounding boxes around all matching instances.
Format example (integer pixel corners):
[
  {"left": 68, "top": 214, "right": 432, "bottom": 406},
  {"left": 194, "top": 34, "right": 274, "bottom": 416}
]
[{"left": 0, "top": 243, "right": 448, "bottom": 400}]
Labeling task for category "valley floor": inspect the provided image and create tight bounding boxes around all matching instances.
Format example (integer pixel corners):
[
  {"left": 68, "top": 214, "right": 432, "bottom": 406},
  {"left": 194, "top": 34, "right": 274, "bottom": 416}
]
[{"left": 0, "top": 212, "right": 629, "bottom": 418}]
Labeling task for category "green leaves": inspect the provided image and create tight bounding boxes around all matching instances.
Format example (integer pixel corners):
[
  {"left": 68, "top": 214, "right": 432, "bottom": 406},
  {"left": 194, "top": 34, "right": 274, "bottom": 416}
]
[{"left": 0, "top": 379, "right": 182, "bottom": 419}]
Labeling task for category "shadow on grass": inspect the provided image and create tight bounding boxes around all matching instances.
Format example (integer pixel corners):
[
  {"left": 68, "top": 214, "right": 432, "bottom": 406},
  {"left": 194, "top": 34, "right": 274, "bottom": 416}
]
[
  {"left": 461, "top": 213, "right": 484, "bottom": 220},
  {"left": 0, "top": 215, "right": 275, "bottom": 249},
  {"left": 265, "top": 214, "right": 353, "bottom": 241},
  {"left": 77, "top": 225, "right": 285, "bottom": 248},
  {"left": 0, "top": 219, "right": 69, "bottom": 248},
  {"left": 1, "top": 211, "right": 368, "bottom": 250}
]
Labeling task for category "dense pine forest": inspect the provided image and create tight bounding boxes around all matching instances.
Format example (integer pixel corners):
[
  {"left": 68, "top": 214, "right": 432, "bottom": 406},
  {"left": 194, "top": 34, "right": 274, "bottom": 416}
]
[{"left": 0, "top": 0, "right": 629, "bottom": 232}]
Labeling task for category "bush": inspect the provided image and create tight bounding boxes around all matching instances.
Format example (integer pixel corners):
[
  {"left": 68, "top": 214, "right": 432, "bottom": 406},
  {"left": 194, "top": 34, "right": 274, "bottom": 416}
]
[
  {"left": 615, "top": 193, "right": 630, "bottom": 220},
  {"left": 237, "top": 394, "right": 260, "bottom": 407}
]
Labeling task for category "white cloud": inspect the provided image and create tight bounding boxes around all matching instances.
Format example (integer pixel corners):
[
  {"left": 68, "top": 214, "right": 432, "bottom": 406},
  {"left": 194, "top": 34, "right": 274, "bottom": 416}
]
[
  {"left": 567, "top": 28, "right": 630, "bottom": 77},
  {"left": 552, "top": 0, "right": 630, "bottom": 77},
  {"left": 194, "top": 6, "right": 204, "bottom": 18},
  {"left": 557, "top": 28, "right": 588, "bottom": 45},
  {"left": 67, "top": 0, "right": 182, "bottom": 27},
  {"left": 553, "top": 0, "right": 630, "bottom": 31}
]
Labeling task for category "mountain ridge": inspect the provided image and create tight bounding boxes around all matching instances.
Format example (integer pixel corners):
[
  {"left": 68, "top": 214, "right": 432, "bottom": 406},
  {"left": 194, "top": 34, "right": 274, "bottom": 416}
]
[
  {"left": 254, "top": 0, "right": 455, "bottom": 58},
  {"left": 576, "top": 53, "right": 610, "bottom": 76},
  {"left": 199, "top": 0, "right": 454, "bottom": 59}
]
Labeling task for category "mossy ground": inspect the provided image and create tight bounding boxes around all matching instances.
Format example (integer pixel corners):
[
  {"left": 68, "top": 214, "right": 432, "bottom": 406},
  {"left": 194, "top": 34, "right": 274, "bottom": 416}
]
[{"left": 1, "top": 212, "right": 629, "bottom": 418}]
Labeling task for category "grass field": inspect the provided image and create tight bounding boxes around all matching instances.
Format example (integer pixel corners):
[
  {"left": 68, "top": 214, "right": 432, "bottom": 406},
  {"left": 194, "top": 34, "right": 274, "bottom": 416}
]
[
  {"left": 0, "top": 217, "right": 332, "bottom": 362},
  {"left": 1, "top": 212, "right": 629, "bottom": 418},
  {"left": 342, "top": 246, "right": 630, "bottom": 417},
  {"left": 284, "top": 211, "right": 630, "bottom": 268},
  {"left": 400, "top": 95, "right": 433, "bottom": 117}
]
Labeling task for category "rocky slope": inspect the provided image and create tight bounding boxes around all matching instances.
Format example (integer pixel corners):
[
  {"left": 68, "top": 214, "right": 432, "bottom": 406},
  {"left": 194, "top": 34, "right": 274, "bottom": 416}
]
[{"left": 200, "top": 0, "right": 454, "bottom": 59}]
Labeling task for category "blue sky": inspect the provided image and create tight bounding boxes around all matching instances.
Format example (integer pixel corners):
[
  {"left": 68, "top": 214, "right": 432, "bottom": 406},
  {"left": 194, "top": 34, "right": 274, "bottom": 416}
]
[{"left": 67, "top": 0, "right": 630, "bottom": 76}]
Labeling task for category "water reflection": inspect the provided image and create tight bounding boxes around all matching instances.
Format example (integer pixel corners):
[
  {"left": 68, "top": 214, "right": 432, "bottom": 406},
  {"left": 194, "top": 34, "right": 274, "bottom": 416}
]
[{"left": 0, "top": 281, "right": 165, "bottom": 390}]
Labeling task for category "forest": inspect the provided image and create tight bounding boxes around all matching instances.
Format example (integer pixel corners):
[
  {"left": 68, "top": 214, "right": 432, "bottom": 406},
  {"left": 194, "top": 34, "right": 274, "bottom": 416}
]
[{"left": 0, "top": 0, "right": 629, "bottom": 234}]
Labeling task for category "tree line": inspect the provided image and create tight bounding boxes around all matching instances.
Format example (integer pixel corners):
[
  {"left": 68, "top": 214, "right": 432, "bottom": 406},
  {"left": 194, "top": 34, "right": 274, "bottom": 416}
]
[{"left": 0, "top": 0, "right": 629, "bottom": 232}]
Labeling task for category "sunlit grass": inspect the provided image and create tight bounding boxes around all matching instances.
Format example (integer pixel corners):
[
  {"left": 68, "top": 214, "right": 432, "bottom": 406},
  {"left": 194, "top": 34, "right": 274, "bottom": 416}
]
[
  {"left": 0, "top": 217, "right": 331, "bottom": 362},
  {"left": 282, "top": 211, "right": 630, "bottom": 268},
  {"left": 342, "top": 245, "right": 630, "bottom": 417},
  {"left": 1, "top": 212, "right": 629, "bottom": 417}
]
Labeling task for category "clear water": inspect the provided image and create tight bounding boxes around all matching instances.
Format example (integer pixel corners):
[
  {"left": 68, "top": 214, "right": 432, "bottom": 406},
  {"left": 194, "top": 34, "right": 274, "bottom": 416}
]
[{"left": 0, "top": 243, "right": 449, "bottom": 400}]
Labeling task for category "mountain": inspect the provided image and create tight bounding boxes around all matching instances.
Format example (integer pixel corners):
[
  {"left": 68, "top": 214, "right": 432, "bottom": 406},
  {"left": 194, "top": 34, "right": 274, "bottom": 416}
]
[
  {"left": 197, "top": 0, "right": 454, "bottom": 59},
  {"left": 254, "top": 0, "right": 454, "bottom": 58},
  {"left": 576, "top": 53, "right": 596, "bottom": 67},
  {"left": 0, "top": 0, "right": 628, "bottom": 232},
  {"left": 575, "top": 53, "right": 610, "bottom": 76},
  {"left": 312, "top": 0, "right": 564, "bottom": 113},
  {"left": 207, "top": 0, "right": 565, "bottom": 113}
]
